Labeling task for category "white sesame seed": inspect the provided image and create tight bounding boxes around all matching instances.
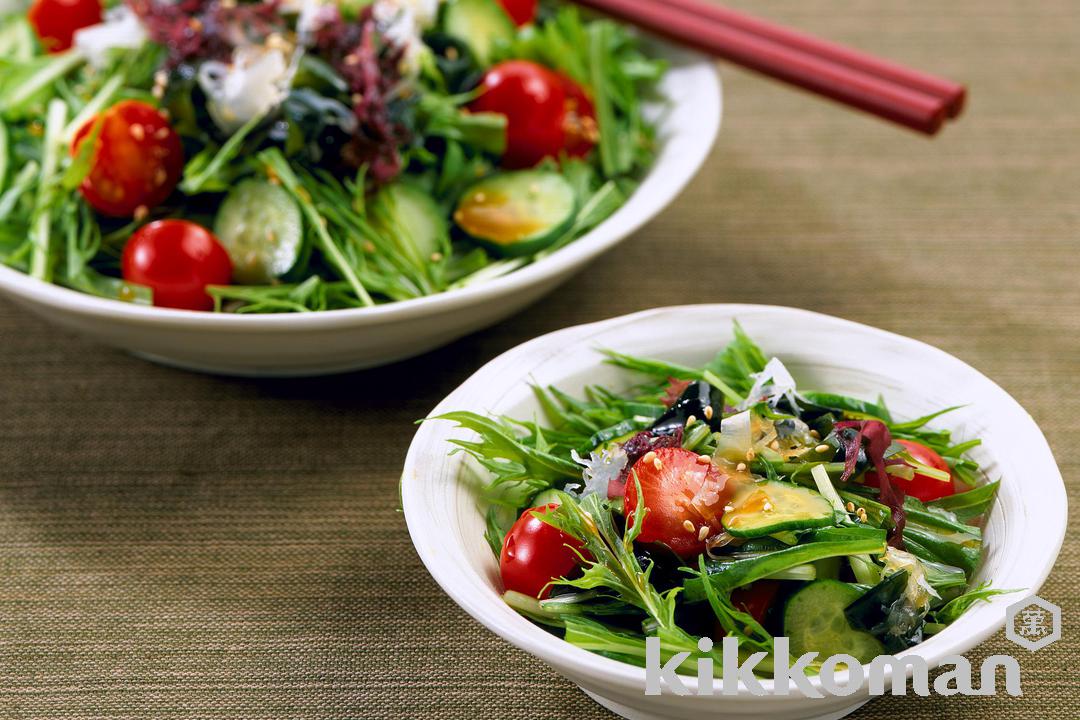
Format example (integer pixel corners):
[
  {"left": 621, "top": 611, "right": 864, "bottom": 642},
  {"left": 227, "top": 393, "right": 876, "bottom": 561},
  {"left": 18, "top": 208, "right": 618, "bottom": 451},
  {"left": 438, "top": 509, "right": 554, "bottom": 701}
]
[
  {"left": 683, "top": 520, "right": 695, "bottom": 533},
  {"left": 642, "top": 451, "right": 656, "bottom": 464},
  {"left": 815, "top": 444, "right": 831, "bottom": 453},
  {"left": 129, "top": 124, "right": 145, "bottom": 141},
  {"left": 653, "top": 458, "right": 663, "bottom": 470},
  {"left": 704, "top": 405, "right": 714, "bottom": 420},
  {"left": 809, "top": 429, "right": 821, "bottom": 439},
  {"left": 723, "top": 505, "right": 734, "bottom": 513},
  {"left": 686, "top": 415, "right": 697, "bottom": 426},
  {"left": 746, "top": 448, "right": 756, "bottom": 461},
  {"left": 697, "top": 526, "right": 709, "bottom": 541},
  {"left": 845, "top": 502, "right": 855, "bottom": 512},
  {"left": 697, "top": 454, "right": 711, "bottom": 464},
  {"left": 763, "top": 502, "right": 773, "bottom": 512},
  {"left": 736, "top": 462, "right": 747, "bottom": 472}
]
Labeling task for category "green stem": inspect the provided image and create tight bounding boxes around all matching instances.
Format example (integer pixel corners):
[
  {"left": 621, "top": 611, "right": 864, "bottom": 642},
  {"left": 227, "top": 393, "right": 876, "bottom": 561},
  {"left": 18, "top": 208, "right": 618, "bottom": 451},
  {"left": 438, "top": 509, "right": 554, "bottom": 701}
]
[
  {"left": 179, "top": 113, "right": 263, "bottom": 194},
  {"left": 3, "top": 51, "right": 84, "bottom": 111},
  {"left": 62, "top": 73, "right": 124, "bottom": 143},
  {"left": 587, "top": 22, "right": 618, "bottom": 178},
  {"left": 0, "top": 117, "right": 8, "bottom": 195},
  {"left": 30, "top": 99, "right": 67, "bottom": 281},
  {"left": 257, "top": 150, "right": 374, "bottom": 306}
]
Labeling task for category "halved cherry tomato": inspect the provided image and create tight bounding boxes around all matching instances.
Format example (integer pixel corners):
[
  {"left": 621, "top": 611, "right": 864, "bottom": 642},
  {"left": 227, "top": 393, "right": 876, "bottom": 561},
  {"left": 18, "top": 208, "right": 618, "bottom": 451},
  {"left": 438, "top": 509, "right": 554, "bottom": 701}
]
[
  {"left": 623, "top": 447, "right": 733, "bottom": 558},
  {"left": 500, "top": 503, "right": 586, "bottom": 599},
  {"left": 496, "top": 0, "right": 537, "bottom": 26},
  {"left": 731, "top": 580, "right": 781, "bottom": 624},
  {"left": 469, "top": 60, "right": 598, "bottom": 169},
  {"left": 863, "top": 439, "right": 956, "bottom": 503},
  {"left": 28, "top": 0, "right": 102, "bottom": 53},
  {"left": 121, "top": 220, "right": 233, "bottom": 311},
  {"left": 72, "top": 100, "right": 184, "bottom": 218}
]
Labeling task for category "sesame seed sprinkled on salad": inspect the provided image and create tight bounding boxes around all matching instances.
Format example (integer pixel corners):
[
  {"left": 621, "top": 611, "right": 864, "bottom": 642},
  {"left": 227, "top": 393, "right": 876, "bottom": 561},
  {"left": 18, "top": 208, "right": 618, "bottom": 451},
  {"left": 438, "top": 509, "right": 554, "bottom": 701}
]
[{"left": 436, "top": 322, "right": 1006, "bottom": 678}]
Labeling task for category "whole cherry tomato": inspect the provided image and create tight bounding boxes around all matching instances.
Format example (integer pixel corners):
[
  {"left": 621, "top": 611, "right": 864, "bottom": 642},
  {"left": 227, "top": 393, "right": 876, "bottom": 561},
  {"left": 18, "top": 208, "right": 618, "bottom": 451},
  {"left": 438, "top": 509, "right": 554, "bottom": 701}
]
[
  {"left": 863, "top": 439, "right": 956, "bottom": 502},
  {"left": 72, "top": 100, "right": 184, "bottom": 218},
  {"left": 470, "top": 60, "right": 598, "bottom": 168},
  {"left": 28, "top": 0, "right": 102, "bottom": 53},
  {"left": 623, "top": 447, "right": 734, "bottom": 558},
  {"left": 500, "top": 503, "right": 586, "bottom": 599},
  {"left": 496, "top": 0, "right": 537, "bottom": 26},
  {"left": 121, "top": 220, "right": 233, "bottom": 311}
]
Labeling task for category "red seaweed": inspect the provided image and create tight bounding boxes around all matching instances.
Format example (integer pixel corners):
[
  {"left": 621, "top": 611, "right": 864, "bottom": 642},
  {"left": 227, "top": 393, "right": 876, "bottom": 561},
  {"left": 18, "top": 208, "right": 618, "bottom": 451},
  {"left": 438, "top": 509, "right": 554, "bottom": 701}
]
[{"left": 835, "top": 420, "right": 907, "bottom": 548}]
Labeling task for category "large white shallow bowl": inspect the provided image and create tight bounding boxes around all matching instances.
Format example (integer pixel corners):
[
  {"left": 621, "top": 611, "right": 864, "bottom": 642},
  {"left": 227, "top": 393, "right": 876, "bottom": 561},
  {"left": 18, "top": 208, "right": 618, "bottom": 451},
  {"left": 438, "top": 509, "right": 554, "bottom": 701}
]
[
  {"left": 402, "top": 304, "right": 1067, "bottom": 720},
  {"left": 0, "top": 47, "right": 719, "bottom": 377}
]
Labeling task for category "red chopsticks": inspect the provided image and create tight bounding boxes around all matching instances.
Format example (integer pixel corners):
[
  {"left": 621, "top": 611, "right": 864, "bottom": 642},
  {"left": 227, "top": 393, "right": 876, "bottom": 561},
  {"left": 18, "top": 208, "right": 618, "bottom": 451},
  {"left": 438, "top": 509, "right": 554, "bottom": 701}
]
[{"left": 572, "top": 0, "right": 965, "bottom": 134}]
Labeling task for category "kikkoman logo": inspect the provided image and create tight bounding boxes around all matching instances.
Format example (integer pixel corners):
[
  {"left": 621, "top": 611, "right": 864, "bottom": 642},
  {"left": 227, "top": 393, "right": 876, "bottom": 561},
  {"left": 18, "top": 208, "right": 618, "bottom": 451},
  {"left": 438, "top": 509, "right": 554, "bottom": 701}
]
[{"left": 644, "top": 595, "right": 1062, "bottom": 699}]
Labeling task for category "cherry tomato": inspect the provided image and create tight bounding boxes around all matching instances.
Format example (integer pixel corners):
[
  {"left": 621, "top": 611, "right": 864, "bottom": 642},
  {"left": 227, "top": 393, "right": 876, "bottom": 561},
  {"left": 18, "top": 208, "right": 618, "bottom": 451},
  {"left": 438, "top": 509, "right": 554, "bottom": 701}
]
[
  {"left": 500, "top": 504, "right": 586, "bottom": 599},
  {"left": 121, "top": 220, "right": 233, "bottom": 311},
  {"left": 28, "top": 0, "right": 102, "bottom": 53},
  {"left": 72, "top": 100, "right": 184, "bottom": 218},
  {"left": 496, "top": 0, "right": 537, "bottom": 26},
  {"left": 730, "top": 581, "right": 781, "bottom": 624},
  {"left": 623, "top": 447, "right": 734, "bottom": 558},
  {"left": 863, "top": 439, "right": 956, "bottom": 503},
  {"left": 469, "top": 60, "right": 598, "bottom": 168}
]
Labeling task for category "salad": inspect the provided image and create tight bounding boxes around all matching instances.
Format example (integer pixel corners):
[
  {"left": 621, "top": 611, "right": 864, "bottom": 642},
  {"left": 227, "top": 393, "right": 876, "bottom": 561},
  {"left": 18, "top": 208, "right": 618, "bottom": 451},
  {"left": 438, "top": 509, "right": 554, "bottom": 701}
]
[
  {"left": 435, "top": 324, "right": 1007, "bottom": 675},
  {"left": 0, "top": 0, "right": 666, "bottom": 312}
]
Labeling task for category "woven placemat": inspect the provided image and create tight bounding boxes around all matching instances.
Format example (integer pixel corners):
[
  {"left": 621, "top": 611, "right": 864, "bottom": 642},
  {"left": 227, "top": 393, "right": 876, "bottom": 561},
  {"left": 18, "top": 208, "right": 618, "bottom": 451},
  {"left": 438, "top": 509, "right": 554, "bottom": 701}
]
[{"left": 2, "top": 0, "right": 1078, "bottom": 717}]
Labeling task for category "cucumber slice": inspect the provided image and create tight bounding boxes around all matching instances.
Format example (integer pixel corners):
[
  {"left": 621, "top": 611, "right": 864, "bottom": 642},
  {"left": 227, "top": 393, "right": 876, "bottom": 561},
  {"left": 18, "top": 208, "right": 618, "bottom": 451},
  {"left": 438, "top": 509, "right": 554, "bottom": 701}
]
[
  {"left": 214, "top": 178, "right": 303, "bottom": 284},
  {"left": 722, "top": 480, "right": 835, "bottom": 538},
  {"left": 783, "top": 580, "right": 886, "bottom": 664},
  {"left": 532, "top": 489, "right": 564, "bottom": 507},
  {"left": 454, "top": 170, "right": 576, "bottom": 257},
  {"left": 443, "top": 0, "right": 515, "bottom": 66},
  {"left": 372, "top": 182, "right": 450, "bottom": 267}
]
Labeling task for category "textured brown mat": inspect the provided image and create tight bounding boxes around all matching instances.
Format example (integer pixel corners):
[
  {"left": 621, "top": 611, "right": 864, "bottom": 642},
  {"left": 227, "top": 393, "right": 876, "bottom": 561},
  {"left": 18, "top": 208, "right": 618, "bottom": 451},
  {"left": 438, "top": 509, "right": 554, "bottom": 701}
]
[{"left": 2, "top": 0, "right": 1078, "bottom": 717}]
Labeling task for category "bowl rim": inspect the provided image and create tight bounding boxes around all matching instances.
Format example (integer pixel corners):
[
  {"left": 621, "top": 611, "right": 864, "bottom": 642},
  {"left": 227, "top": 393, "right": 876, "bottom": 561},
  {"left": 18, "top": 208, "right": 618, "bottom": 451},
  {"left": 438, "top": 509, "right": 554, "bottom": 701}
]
[
  {"left": 0, "top": 53, "right": 721, "bottom": 332},
  {"left": 402, "top": 303, "right": 1068, "bottom": 697}
]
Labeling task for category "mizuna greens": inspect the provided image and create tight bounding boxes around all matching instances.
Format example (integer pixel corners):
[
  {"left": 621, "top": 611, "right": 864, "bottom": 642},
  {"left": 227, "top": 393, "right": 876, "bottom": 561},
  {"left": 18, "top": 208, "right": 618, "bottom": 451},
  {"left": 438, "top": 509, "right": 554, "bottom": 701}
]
[
  {"left": 0, "top": 0, "right": 665, "bottom": 311},
  {"left": 435, "top": 323, "right": 1009, "bottom": 675}
]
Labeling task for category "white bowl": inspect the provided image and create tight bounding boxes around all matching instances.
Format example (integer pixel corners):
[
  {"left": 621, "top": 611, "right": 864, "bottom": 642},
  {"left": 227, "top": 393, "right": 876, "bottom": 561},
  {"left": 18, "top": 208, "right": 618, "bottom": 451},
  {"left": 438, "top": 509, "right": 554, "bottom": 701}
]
[
  {"left": 402, "top": 304, "right": 1067, "bottom": 720},
  {"left": 0, "top": 47, "right": 720, "bottom": 377}
]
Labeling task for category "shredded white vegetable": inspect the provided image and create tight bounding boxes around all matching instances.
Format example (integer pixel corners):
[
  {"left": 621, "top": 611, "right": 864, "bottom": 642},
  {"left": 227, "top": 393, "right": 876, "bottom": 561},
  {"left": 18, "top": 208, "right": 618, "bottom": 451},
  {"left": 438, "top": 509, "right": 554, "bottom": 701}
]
[
  {"left": 74, "top": 6, "right": 148, "bottom": 68},
  {"left": 569, "top": 445, "right": 628, "bottom": 498},
  {"left": 739, "top": 357, "right": 801, "bottom": 412},
  {"left": 198, "top": 46, "right": 294, "bottom": 134}
]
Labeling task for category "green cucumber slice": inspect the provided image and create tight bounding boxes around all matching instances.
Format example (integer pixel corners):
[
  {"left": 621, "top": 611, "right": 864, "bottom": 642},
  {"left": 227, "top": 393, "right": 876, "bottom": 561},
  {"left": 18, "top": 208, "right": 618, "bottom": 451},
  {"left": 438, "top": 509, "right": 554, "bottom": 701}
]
[
  {"left": 372, "top": 182, "right": 450, "bottom": 267},
  {"left": 214, "top": 178, "right": 303, "bottom": 284},
  {"left": 722, "top": 480, "right": 835, "bottom": 538},
  {"left": 454, "top": 170, "right": 576, "bottom": 257},
  {"left": 532, "top": 489, "right": 564, "bottom": 507},
  {"left": 442, "top": 0, "right": 515, "bottom": 66},
  {"left": 783, "top": 579, "right": 886, "bottom": 664}
]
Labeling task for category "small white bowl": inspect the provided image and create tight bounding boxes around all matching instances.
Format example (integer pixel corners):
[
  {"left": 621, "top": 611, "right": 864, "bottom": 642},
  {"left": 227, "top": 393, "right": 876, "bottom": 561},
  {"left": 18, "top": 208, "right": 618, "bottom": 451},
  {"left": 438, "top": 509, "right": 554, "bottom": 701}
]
[
  {"left": 402, "top": 304, "right": 1067, "bottom": 720},
  {"left": 0, "top": 46, "right": 720, "bottom": 377}
]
